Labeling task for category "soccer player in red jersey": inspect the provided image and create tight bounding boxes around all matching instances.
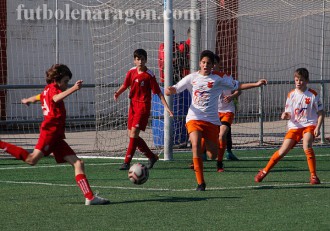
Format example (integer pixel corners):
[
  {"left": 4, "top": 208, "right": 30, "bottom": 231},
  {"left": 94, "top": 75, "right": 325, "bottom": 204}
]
[
  {"left": 114, "top": 49, "right": 173, "bottom": 170},
  {"left": 0, "top": 64, "right": 109, "bottom": 205}
]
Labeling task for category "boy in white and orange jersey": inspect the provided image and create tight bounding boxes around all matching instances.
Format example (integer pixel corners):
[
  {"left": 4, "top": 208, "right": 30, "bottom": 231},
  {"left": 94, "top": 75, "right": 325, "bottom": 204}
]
[
  {"left": 166, "top": 50, "right": 267, "bottom": 191},
  {"left": 213, "top": 54, "right": 241, "bottom": 172},
  {"left": 255, "top": 68, "right": 324, "bottom": 184}
]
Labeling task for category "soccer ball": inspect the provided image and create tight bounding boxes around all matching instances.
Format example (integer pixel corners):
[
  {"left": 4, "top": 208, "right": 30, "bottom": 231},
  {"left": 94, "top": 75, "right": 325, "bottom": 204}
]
[{"left": 128, "top": 163, "right": 149, "bottom": 185}]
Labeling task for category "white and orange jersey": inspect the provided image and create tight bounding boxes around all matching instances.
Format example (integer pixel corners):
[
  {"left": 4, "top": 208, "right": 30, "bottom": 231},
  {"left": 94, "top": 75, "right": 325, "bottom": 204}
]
[
  {"left": 285, "top": 88, "right": 323, "bottom": 129},
  {"left": 173, "top": 71, "right": 239, "bottom": 125},
  {"left": 215, "top": 72, "right": 236, "bottom": 113}
]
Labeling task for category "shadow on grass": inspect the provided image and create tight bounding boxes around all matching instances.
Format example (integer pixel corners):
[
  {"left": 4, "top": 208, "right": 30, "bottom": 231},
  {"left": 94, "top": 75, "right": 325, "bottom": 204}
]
[
  {"left": 67, "top": 195, "right": 236, "bottom": 205},
  {"left": 105, "top": 195, "right": 238, "bottom": 205}
]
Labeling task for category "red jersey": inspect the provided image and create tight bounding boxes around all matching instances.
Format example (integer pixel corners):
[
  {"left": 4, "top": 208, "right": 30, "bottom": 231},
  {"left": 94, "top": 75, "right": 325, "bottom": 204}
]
[
  {"left": 40, "top": 83, "right": 66, "bottom": 126},
  {"left": 123, "top": 67, "right": 161, "bottom": 103}
]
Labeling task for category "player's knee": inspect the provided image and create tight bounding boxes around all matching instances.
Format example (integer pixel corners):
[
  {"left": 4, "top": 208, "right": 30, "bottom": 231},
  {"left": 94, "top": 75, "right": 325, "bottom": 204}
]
[{"left": 74, "top": 159, "right": 85, "bottom": 170}]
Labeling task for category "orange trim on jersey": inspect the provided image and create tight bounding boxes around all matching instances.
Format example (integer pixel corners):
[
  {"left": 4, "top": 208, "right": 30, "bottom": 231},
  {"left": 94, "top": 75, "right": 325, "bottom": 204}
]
[
  {"left": 218, "top": 112, "right": 234, "bottom": 125},
  {"left": 212, "top": 70, "right": 225, "bottom": 78},
  {"left": 308, "top": 88, "right": 318, "bottom": 96},
  {"left": 186, "top": 120, "right": 219, "bottom": 144},
  {"left": 287, "top": 89, "right": 295, "bottom": 98}
]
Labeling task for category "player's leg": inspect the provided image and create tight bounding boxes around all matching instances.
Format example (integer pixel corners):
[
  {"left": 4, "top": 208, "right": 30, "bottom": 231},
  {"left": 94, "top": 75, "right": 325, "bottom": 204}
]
[
  {"left": 302, "top": 129, "right": 320, "bottom": 184},
  {"left": 58, "top": 141, "right": 109, "bottom": 205},
  {"left": 24, "top": 149, "right": 44, "bottom": 165},
  {"left": 189, "top": 130, "right": 206, "bottom": 191},
  {"left": 189, "top": 138, "right": 207, "bottom": 169},
  {"left": 0, "top": 140, "right": 29, "bottom": 161},
  {"left": 217, "top": 124, "right": 230, "bottom": 172},
  {"left": 132, "top": 106, "right": 159, "bottom": 169},
  {"left": 225, "top": 126, "right": 239, "bottom": 161},
  {"left": 120, "top": 127, "right": 141, "bottom": 170},
  {"left": 255, "top": 138, "right": 296, "bottom": 182}
]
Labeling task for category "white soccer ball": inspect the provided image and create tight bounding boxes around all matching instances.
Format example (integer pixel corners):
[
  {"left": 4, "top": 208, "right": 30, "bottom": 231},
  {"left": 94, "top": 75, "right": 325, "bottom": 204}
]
[{"left": 128, "top": 163, "right": 149, "bottom": 185}]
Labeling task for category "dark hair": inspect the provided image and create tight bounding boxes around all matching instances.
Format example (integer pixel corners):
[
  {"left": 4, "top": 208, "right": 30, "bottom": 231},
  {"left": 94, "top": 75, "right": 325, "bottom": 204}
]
[
  {"left": 134, "top": 49, "right": 147, "bottom": 60},
  {"left": 46, "top": 64, "right": 72, "bottom": 84},
  {"left": 295, "top": 68, "right": 309, "bottom": 81},
  {"left": 200, "top": 50, "right": 215, "bottom": 64},
  {"left": 214, "top": 54, "right": 220, "bottom": 64}
]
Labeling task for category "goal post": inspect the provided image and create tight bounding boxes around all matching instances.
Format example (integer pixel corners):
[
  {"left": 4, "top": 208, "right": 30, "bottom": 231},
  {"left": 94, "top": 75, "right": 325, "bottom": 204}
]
[{"left": 163, "top": 0, "right": 174, "bottom": 160}]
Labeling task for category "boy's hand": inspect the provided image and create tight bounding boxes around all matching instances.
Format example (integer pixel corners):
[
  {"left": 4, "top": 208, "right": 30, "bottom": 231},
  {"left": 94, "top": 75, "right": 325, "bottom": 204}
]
[
  {"left": 74, "top": 80, "right": 83, "bottom": 90},
  {"left": 114, "top": 92, "right": 120, "bottom": 101},
  {"left": 314, "top": 128, "right": 320, "bottom": 137},
  {"left": 168, "top": 110, "right": 174, "bottom": 117},
  {"left": 281, "top": 112, "right": 291, "bottom": 120},
  {"left": 21, "top": 98, "right": 30, "bottom": 106},
  {"left": 256, "top": 79, "right": 267, "bottom": 86},
  {"left": 223, "top": 95, "right": 233, "bottom": 103},
  {"left": 165, "top": 86, "right": 176, "bottom": 96}
]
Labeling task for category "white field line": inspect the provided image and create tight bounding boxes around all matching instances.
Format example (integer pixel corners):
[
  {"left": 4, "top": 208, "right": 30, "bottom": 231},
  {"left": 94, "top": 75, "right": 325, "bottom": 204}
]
[{"left": 0, "top": 179, "right": 328, "bottom": 192}]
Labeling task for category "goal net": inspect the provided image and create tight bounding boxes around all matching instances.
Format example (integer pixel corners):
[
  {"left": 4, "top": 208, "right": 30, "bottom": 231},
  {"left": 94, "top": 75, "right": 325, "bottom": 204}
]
[
  {"left": 84, "top": 0, "right": 330, "bottom": 156},
  {"left": 1, "top": 0, "right": 330, "bottom": 158}
]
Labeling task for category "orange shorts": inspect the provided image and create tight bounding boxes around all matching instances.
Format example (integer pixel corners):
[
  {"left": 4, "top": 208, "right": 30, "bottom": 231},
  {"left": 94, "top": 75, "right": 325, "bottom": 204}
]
[
  {"left": 186, "top": 120, "right": 220, "bottom": 144},
  {"left": 218, "top": 112, "right": 234, "bottom": 125},
  {"left": 284, "top": 126, "right": 316, "bottom": 144}
]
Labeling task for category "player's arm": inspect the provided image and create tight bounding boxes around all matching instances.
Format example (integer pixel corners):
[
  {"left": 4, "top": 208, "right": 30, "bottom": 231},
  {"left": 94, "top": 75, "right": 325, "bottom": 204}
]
[
  {"left": 165, "top": 74, "right": 191, "bottom": 96},
  {"left": 157, "top": 92, "right": 174, "bottom": 117},
  {"left": 165, "top": 86, "right": 177, "bottom": 96},
  {"left": 53, "top": 80, "right": 83, "bottom": 103},
  {"left": 223, "top": 90, "right": 242, "bottom": 103},
  {"left": 281, "top": 112, "right": 291, "bottom": 120},
  {"left": 114, "top": 84, "right": 128, "bottom": 101},
  {"left": 314, "top": 110, "right": 325, "bottom": 137},
  {"left": 21, "top": 94, "right": 41, "bottom": 106},
  {"left": 238, "top": 79, "right": 267, "bottom": 90}
]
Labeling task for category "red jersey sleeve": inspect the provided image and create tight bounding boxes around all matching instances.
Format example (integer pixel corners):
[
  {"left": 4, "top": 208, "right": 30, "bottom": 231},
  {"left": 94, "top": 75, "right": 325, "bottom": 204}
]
[
  {"left": 148, "top": 70, "right": 161, "bottom": 95},
  {"left": 123, "top": 68, "right": 134, "bottom": 88}
]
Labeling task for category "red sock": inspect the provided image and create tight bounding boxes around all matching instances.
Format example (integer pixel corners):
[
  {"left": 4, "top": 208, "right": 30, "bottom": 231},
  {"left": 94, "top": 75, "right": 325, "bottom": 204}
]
[
  {"left": 264, "top": 150, "right": 283, "bottom": 173},
  {"left": 0, "top": 141, "right": 29, "bottom": 161},
  {"left": 137, "top": 137, "right": 155, "bottom": 159},
  {"left": 75, "top": 174, "right": 94, "bottom": 200},
  {"left": 124, "top": 137, "right": 138, "bottom": 164}
]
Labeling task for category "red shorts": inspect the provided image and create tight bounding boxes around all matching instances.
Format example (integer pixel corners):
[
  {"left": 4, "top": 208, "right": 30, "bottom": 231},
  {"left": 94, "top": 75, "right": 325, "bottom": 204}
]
[
  {"left": 218, "top": 112, "right": 234, "bottom": 125},
  {"left": 284, "top": 126, "right": 316, "bottom": 144},
  {"left": 186, "top": 120, "right": 220, "bottom": 144},
  {"left": 128, "top": 101, "right": 150, "bottom": 131},
  {"left": 35, "top": 124, "right": 76, "bottom": 163}
]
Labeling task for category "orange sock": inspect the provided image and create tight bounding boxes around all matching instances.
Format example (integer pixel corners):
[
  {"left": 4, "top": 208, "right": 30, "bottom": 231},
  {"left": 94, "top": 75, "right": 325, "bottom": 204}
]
[
  {"left": 193, "top": 157, "right": 204, "bottom": 185},
  {"left": 217, "top": 140, "right": 226, "bottom": 161},
  {"left": 304, "top": 148, "right": 316, "bottom": 176},
  {"left": 264, "top": 150, "right": 283, "bottom": 173}
]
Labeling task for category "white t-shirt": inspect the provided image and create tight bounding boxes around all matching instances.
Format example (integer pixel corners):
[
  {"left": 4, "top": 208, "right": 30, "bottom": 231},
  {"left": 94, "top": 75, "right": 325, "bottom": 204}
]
[
  {"left": 173, "top": 71, "right": 239, "bottom": 125},
  {"left": 217, "top": 73, "right": 236, "bottom": 113},
  {"left": 285, "top": 88, "right": 323, "bottom": 129}
]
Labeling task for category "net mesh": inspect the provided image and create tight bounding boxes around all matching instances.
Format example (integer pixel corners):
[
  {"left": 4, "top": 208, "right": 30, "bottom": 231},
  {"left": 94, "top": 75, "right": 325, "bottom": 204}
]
[{"left": 1, "top": 0, "right": 330, "bottom": 157}]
